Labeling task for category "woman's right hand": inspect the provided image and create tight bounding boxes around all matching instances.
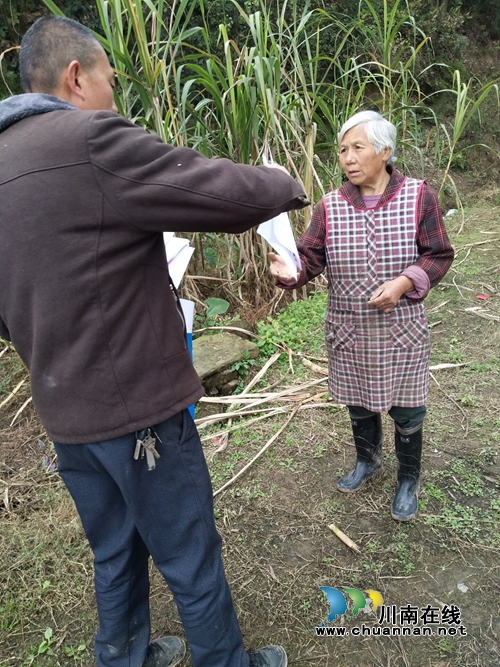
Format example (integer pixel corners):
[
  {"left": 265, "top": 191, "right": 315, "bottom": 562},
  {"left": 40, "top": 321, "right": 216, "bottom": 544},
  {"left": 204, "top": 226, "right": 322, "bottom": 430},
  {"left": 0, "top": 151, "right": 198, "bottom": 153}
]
[{"left": 269, "top": 252, "right": 297, "bottom": 285}]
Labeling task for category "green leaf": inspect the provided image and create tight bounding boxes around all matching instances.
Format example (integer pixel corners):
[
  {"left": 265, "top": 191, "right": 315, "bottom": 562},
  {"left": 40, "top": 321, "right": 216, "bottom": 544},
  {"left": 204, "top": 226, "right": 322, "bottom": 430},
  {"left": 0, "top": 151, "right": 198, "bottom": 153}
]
[{"left": 205, "top": 298, "right": 229, "bottom": 318}]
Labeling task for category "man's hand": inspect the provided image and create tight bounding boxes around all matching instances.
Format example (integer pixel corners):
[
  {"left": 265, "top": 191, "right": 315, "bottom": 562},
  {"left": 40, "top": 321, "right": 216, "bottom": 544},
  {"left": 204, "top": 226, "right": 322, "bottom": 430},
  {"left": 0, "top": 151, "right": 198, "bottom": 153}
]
[
  {"left": 367, "top": 276, "right": 414, "bottom": 313},
  {"left": 269, "top": 252, "right": 297, "bottom": 285}
]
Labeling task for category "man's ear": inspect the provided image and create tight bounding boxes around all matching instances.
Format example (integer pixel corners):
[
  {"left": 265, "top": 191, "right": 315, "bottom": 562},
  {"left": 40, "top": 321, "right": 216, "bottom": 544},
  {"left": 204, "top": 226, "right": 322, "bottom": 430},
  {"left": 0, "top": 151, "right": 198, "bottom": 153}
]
[
  {"left": 66, "top": 60, "right": 85, "bottom": 102},
  {"left": 52, "top": 60, "right": 85, "bottom": 108}
]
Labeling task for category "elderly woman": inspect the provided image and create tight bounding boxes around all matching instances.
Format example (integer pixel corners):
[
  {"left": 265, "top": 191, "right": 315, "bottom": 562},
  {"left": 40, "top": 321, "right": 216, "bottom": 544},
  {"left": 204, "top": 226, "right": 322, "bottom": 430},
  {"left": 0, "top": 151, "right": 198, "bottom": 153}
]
[{"left": 270, "top": 110, "right": 454, "bottom": 521}]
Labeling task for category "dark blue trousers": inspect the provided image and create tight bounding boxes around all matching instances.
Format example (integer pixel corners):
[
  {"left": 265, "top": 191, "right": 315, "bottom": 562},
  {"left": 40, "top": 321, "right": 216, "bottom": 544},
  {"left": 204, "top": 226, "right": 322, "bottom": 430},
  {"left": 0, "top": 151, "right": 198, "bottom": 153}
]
[{"left": 54, "top": 409, "right": 249, "bottom": 667}]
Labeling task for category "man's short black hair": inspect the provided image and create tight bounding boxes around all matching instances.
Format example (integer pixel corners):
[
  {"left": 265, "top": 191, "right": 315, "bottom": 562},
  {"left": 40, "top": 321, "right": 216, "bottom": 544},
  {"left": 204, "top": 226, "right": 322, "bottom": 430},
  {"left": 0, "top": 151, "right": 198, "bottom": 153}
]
[{"left": 20, "top": 16, "right": 102, "bottom": 94}]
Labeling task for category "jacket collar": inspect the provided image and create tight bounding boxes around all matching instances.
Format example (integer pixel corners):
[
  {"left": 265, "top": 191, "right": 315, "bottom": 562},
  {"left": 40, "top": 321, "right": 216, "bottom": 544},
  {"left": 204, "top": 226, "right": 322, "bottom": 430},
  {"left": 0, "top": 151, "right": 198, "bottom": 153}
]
[
  {"left": 338, "top": 164, "right": 406, "bottom": 209},
  {"left": 0, "top": 93, "right": 77, "bottom": 133}
]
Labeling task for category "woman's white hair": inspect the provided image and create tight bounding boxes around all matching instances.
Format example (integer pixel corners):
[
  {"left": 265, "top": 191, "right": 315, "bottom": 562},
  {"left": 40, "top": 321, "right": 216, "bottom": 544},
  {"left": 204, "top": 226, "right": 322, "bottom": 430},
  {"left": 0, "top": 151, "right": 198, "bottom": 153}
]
[{"left": 338, "top": 110, "right": 397, "bottom": 162}]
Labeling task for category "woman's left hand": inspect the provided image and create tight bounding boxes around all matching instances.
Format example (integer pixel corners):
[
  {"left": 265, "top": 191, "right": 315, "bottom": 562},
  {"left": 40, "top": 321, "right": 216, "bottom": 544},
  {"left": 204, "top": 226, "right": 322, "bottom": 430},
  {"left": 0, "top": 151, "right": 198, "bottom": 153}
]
[{"left": 367, "top": 276, "right": 414, "bottom": 313}]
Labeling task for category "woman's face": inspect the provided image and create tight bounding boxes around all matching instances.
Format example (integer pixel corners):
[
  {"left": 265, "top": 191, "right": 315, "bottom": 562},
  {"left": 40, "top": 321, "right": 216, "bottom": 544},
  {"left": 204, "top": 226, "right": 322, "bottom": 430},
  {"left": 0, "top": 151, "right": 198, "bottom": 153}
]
[{"left": 339, "top": 125, "right": 391, "bottom": 194}]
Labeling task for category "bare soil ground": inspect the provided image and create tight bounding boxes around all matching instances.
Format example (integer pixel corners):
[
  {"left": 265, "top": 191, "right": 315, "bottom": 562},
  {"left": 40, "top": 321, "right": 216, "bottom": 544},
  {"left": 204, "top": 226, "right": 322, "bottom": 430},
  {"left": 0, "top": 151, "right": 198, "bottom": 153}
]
[{"left": 1, "top": 198, "right": 500, "bottom": 666}]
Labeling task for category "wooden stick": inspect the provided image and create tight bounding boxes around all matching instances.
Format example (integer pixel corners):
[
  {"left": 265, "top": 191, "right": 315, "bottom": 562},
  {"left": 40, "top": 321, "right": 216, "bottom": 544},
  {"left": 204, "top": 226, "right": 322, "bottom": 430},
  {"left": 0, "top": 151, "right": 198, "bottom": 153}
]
[{"left": 328, "top": 523, "right": 361, "bottom": 553}]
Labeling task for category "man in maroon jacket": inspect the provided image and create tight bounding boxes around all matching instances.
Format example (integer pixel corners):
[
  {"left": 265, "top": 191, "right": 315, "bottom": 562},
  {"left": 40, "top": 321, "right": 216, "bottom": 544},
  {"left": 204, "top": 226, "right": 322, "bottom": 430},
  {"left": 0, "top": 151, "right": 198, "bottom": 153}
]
[{"left": 0, "top": 16, "right": 308, "bottom": 667}]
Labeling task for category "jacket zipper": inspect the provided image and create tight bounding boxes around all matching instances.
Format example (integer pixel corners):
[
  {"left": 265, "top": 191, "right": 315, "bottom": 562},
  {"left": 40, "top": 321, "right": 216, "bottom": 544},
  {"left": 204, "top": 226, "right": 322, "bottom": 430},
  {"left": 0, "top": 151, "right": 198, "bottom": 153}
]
[{"left": 169, "top": 278, "right": 188, "bottom": 350}]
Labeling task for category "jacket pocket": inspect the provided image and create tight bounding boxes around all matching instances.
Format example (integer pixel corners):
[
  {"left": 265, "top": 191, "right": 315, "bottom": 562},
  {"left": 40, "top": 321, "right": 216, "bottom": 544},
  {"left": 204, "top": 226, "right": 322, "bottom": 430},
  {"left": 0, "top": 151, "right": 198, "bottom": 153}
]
[
  {"left": 325, "top": 319, "right": 356, "bottom": 350},
  {"left": 390, "top": 318, "right": 429, "bottom": 348}
]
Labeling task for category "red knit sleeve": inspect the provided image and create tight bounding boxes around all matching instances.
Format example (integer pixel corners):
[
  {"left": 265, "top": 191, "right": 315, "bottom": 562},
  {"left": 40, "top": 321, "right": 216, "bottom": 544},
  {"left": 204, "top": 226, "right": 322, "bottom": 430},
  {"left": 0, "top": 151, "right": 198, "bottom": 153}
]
[
  {"left": 413, "top": 183, "right": 455, "bottom": 287},
  {"left": 275, "top": 199, "right": 328, "bottom": 290}
]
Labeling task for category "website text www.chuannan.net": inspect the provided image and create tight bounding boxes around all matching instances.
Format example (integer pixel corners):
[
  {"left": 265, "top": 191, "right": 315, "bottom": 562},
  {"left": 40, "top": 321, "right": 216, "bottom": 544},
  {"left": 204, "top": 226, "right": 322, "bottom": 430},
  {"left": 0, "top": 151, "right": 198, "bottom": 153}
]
[{"left": 315, "top": 624, "right": 468, "bottom": 637}]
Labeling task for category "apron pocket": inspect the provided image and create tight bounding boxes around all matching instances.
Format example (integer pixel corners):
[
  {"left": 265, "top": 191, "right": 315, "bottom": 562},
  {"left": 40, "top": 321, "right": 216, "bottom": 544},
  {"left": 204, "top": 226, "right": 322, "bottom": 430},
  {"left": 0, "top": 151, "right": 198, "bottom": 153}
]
[
  {"left": 325, "top": 320, "right": 356, "bottom": 349},
  {"left": 390, "top": 318, "right": 429, "bottom": 348}
]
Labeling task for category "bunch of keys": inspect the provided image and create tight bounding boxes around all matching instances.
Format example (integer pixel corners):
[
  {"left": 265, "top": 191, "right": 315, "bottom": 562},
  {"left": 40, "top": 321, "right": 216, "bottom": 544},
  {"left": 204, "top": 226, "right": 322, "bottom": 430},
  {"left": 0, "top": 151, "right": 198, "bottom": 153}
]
[{"left": 134, "top": 428, "right": 161, "bottom": 471}]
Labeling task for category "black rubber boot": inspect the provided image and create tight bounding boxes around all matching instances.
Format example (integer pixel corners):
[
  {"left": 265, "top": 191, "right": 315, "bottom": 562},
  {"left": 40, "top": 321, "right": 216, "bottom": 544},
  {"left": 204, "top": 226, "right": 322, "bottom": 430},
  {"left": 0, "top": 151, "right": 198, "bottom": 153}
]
[
  {"left": 391, "top": 424, "right": 423, "bottom": 521},
  {"left": 337, "top": 414, "right": 383, "bottom": 492}
]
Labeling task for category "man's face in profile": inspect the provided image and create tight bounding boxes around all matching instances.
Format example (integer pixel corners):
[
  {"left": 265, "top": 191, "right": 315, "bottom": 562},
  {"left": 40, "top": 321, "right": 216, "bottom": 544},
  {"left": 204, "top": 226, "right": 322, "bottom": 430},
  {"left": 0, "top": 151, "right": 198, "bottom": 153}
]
[{"left": 77, "top": 48, "right": 118, "bottom": 112}]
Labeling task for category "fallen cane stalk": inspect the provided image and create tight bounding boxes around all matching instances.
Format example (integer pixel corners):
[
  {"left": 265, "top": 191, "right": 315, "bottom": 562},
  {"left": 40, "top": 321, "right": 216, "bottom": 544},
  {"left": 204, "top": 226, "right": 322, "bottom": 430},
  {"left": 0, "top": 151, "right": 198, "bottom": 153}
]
[
  {"left": 0, "top": 379, "right": 26, "bottom": 409},
  {"left": 201, "top": 400, "right": 342, "bottom": 439},
  {"left": 202, "top": 408, "right": 286, "bottom": 444},
  {"left": 301, "top": 357, "right": 327, "bottom": 375},
  {"left": 213, "top": 405, "right": 300, "bottom": 498},
  {"left": 428, "top": 362, "right": 467, "bottom": 370},
  {"left": 219, "top": 351, "right": 283, "bottom": 450},
  {"left": 328, "top": 523, "right": 361, "bottom": 553},
  {"left": 200, "top": 377, "right": 327, "bottom": 405},
  {"left": 10, "top": 396, "right": 32, "bottom": 426}
]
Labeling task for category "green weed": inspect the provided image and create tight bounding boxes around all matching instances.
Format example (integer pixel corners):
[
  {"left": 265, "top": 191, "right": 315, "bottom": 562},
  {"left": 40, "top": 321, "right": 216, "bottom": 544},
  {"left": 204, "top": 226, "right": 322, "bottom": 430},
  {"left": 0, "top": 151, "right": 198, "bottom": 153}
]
[
  {"left": 458, "top": 393, "right": 479, "bottom": 407},
  {"left": 23, "top": 628, "right": 54, "bottom": 666},
  {"left": 231, "top": 350, "right": 260, "bottom": 392},
  {"left": 436, "top": 638, "right": 454, "bottom": 656},
  {"left": 279, "top": 458, "right": 296, "bottom": 472},
  {"left": 366, "top": 539, "right": 381, "bottom": 554},
  {"left": 257, "top": 292, "right": 327, "bottom": 358},
  {"left": 63, "top": 642, "right": 87, "bottom": 661},
  {"left": 323, "top": 498, "right": 343, "bottom": 514},
  {"left": 394, "top": 541, "right": 415, "bottom": 575},
  {"left": 313, "top": 444, "right": 326, "bottom": 458},
  {"left": 448, "top": 349, "right": 464, "bottom": 363},
  {"left": 468, "top": 362, "right": 493, "bottom": 373},
  {"left": 424, "top": 482, "right": 446, "bottom": 502},
  {"left": 449, "top": 459, "right": 485, "bottom": 496}
]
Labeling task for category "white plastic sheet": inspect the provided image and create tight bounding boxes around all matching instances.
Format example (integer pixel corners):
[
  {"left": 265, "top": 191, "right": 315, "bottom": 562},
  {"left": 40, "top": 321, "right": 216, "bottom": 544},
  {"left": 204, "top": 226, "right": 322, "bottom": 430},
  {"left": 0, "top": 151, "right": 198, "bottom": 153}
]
[
  {"left": 257, "top": 213, "right": 302, "bottom": 280},
  {"left": 163, "top": 232, "right": 195, "bottom": 288}
]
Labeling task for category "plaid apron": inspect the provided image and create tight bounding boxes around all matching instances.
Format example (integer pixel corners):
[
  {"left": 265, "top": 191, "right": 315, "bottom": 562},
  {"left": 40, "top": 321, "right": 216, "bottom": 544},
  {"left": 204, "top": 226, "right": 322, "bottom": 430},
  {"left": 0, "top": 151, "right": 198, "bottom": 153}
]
[{"left": 324, "top": 177, "right": 430, "bottom": 410}]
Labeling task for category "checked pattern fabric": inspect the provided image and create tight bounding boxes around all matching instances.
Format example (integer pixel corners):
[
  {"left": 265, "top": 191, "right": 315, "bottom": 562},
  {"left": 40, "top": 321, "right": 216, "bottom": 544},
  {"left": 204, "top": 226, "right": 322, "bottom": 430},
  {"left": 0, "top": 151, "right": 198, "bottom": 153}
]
[{"left": 324, "top": 177, "right": 430, "bottom": 411}]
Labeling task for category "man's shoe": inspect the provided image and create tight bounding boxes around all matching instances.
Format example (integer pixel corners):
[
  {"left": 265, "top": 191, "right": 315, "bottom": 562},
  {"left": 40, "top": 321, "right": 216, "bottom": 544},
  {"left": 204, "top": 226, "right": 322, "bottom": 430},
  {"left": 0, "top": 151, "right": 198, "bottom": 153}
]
[
  {"left": 248, "top": 645, "right": 287, "bottom": 667},
  {"left": 337, "top": 413, "right": 383, "bottom": 492},
  {"left": 143, "top": 637, "right": 186, "bottom": 667}
]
